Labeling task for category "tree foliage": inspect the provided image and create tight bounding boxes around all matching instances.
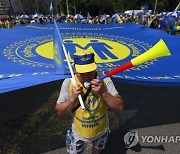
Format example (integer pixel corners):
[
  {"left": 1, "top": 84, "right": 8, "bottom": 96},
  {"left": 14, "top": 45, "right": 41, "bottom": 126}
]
[{"left": 55, "top": 0, "right": 180, "bottom": 16}]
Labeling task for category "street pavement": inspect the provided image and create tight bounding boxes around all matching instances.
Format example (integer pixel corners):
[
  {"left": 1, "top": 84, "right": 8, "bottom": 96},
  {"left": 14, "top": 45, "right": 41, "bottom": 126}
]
[{"left": 43, "top": 81, "right": 180, "bottom": 154}]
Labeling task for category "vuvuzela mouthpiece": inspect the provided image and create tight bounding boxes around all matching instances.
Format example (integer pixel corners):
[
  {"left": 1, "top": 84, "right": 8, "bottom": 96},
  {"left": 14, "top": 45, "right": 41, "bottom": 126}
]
[{"left": 84, "top": 82, "right": 91, "bottom": 88}]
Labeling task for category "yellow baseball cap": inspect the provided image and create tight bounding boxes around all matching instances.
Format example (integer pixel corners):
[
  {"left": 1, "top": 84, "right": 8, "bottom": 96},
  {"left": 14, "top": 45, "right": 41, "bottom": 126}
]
[{"left": 74, "top": 52, "right": 97, "bottom": 73}]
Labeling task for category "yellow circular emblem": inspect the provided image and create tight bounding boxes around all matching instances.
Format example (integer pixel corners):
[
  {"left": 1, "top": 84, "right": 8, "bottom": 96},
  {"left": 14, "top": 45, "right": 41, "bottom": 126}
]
[{"left": 36, "top": 38, "right": 130, "bottom": 63}]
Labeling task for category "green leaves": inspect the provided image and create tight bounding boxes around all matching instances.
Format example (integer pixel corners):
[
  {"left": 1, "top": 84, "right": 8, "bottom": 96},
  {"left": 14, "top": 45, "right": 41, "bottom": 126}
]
[{"left": 55, "top": 0, "right": 180, "bottom": 16}]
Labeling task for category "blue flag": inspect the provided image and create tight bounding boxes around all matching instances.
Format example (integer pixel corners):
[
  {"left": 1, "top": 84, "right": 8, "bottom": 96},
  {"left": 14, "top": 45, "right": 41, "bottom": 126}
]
[
  {"left": 160, "top": 11, "right": 178, "bottom": 28},
  {"left": 86, "top": 12, "right": 91, "bottom": 24},
  {"left": 103, "top": 14, "right": 108, "bottom": 24},
  {"left": 49, "top": 1, "right": 53, "bottom": 16},
  {"left": 53, "top": 20, "right": 69, "bottom": 74}
]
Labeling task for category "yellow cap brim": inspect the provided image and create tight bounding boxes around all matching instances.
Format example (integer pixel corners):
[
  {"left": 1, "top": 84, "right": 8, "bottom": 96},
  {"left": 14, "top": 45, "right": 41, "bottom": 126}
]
[{"left": 75, "top": 62, "right": 97, "bottom": 73}]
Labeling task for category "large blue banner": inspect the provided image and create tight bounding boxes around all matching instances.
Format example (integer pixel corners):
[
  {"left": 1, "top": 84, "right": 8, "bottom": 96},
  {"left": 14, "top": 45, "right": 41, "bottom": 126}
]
[
  {"left": 0, "top": 24, "right": 69, "bottom": 94},
  {"left": 0, "top": 23, "right": 180, "bottom": 93}
]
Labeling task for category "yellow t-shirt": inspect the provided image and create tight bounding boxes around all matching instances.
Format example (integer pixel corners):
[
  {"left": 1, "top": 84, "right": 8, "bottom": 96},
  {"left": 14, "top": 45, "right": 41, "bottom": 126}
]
[{"left": 69, "top": 74, "right": 108, "bottom": 139}]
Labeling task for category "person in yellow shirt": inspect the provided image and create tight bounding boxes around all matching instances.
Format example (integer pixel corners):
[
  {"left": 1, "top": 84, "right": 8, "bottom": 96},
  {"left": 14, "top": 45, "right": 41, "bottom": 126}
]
[
  {"left": 55, "top": 51, "right": 124, "bottom": 154},
  {"left": 5, "top": 19, "right": 13, "bottom": 28},
  {"left": 0, "top": 19, "right": 6, "bottom": 28}
]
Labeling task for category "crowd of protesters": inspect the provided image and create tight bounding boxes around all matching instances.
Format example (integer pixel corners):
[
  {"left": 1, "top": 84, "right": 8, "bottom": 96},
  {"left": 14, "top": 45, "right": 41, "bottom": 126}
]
[
  {"left": 0, "top": 12, "right": 180, "bottom": 35},
  {"left": 0, "top": 18, "right": 14, "bottom": 28},
  {"left": 55, "top": 12, "right": 180, "bottom": 35},
  {"left": 0, "top": 14, "right": 54, "bottom": 28}
]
